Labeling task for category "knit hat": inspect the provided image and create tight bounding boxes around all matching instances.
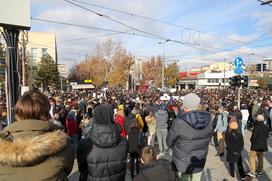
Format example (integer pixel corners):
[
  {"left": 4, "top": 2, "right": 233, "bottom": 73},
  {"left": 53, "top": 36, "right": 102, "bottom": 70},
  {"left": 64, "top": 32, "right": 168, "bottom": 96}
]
[
  {"left": 118, "top": 104, "right": 124, "bottom": 110},
  {"left": 183, "top": 93, "right": 201, "bottom": 110}
]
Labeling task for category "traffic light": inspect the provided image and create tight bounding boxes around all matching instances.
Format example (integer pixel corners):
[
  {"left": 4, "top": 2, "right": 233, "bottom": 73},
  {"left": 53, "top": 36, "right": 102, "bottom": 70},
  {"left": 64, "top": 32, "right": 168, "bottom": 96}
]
[
  {"left": 229, "top": 76, "right": 236, "bottom": 88},
  {"left": 256, "top": 64, "right": 262, "bottom": 71},
  {"left": 236, "top": 75, "right": 241, "bottom": 87},
  {"left": 263, "top": 63, "right": 267, "bottom": 71},
  {"left": 242, "top": 75, "right": 249, "bottom": 88}
]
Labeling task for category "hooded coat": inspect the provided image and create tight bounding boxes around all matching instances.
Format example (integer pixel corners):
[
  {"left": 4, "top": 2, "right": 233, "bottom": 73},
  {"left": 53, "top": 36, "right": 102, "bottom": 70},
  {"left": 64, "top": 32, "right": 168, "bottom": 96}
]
[
  {"left": 0, "top": 119, "right": 74, "bottom": 181},
  {"left": 167, "top": 110, "right": 211, "bottom": 174},
  {"left": 77, "top": 104, "right": 128, "bottom": 181},
  {"left": 250, "top": 121, "right": 269, "bottom": 152},
  {"left": 225, "top": 128, "right": 244, "bottom": 163}
]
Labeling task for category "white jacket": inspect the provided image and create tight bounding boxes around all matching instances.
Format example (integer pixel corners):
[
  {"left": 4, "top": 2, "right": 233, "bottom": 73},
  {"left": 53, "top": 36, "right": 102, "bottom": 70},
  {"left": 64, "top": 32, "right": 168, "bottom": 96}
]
[{"left": 241, "top": 109, "right": 249, "bottom": 121}]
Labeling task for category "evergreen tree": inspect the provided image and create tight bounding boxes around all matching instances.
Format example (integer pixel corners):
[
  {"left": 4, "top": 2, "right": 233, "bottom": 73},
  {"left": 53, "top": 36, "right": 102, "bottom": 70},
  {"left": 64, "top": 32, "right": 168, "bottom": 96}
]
[{"left": 36, "top": 55, "right": 60, "bottom": 89}]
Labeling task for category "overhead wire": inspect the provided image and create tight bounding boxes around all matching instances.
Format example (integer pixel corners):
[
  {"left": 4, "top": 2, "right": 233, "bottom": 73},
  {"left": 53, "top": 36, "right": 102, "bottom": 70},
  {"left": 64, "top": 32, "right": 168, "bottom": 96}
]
[
  {"left": 69, "top": 0, "right": 250, "bottom": 44},
  {"left": 64, "top": 0, "right": 271, "bottom": 58},
  {"left": 58, "top": 30, "right": 132, "bottom": 44}
]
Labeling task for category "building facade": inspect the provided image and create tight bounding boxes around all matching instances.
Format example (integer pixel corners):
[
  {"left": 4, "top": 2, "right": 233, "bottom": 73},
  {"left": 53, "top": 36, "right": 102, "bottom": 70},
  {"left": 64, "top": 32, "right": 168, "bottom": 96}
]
[
  {"left": 263, "top": 58, "right": 272, "bottom": 71},
  {"left": 22, "top": 32, "right": 57, "bottom": 65}
]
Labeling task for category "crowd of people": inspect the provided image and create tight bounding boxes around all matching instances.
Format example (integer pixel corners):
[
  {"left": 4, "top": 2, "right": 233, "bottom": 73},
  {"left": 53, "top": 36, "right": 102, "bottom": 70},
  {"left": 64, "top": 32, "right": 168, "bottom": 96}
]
[{"left": 0, "top": 87, "right": 271, "bottom": 181}]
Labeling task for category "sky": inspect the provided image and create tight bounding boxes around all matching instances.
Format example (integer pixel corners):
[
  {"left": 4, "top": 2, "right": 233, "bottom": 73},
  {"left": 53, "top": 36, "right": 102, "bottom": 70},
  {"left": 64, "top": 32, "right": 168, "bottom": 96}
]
[{"left": 30, "top": 0, "right": 272, "bottom": 70}]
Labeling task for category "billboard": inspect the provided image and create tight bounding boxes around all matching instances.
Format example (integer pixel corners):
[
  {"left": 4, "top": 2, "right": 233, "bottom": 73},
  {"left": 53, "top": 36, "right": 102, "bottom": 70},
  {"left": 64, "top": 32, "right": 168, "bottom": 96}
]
[{"left": 0, "top": 0, "right": 31, "bottom": 30}]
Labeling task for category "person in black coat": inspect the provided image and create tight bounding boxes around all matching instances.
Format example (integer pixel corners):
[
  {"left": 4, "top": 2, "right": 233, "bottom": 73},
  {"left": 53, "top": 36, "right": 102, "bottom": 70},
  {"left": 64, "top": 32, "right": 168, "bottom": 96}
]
[
  {"left": 77, "top": 104, "right": 128, "bottom": 181},
  {"left": 229, "top": 105, "right": 243, "bottom": 131},
  {"left": 225, "top": 117, "right": 246, "bottom": 179},
  {"left": 248, "top": 114, "right": 269, "bottom": 177},
  {"left": 128, "top": 119, "right": 141, "bottom": 178},
  {"left": 134, "top": 146, "right": 176, "bottom": 181},
  {"left": 167, "top": 105, "right": 176, "bottom": 130}
]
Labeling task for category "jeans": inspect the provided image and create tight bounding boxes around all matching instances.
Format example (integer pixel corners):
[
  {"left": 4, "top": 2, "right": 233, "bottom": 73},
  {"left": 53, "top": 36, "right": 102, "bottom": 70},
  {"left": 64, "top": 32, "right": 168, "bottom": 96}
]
[
  {"left": 156, "top": 129, "right": 168, "bottom": 153},
  {"left": 70, "top": 134, "right": 78, "bottom": 152},
  {"left": 250, "top": 150, "right": 264, "bottom": 174},
  {"left": 241, "top": 120, "right": 247, "bottom": 136},
  {"left": 176, "top": 171, "right": 202, "bottom": 181},
  {"left": 228, "top": 155, "right": 246, "bottom": 178}
]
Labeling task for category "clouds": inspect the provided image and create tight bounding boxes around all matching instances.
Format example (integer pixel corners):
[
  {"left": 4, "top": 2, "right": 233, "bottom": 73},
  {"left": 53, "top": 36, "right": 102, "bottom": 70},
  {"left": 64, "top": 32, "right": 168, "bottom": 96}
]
[{"left": 29, "top": 0, "right": 272, "bottom": 68}]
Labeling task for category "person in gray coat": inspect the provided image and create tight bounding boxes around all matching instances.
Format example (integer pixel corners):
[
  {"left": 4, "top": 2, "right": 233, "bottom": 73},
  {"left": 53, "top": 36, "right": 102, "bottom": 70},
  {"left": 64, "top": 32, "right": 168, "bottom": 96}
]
[
  {"left": 167, "top": 93, "right": 211, "bottom": 181},
  {"left": 155, "top": 104, "right": 169, "bottom": 155}
]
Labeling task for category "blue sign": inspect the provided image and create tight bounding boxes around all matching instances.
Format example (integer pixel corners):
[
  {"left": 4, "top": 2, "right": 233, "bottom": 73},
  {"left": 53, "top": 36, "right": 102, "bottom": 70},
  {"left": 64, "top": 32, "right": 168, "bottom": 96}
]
[
  {"left": 234, "top": 68, "right": 243, "bottom": 75},
  {"left": 234, "top": 57, "right": 243, "bottom": 68}
]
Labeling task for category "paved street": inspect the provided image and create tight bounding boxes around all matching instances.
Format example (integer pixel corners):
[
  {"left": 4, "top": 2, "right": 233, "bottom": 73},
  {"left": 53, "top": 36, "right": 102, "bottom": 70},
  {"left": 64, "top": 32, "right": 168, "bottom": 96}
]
[{"left": 69, "top": 131, "right": 272, "bottom": 181}]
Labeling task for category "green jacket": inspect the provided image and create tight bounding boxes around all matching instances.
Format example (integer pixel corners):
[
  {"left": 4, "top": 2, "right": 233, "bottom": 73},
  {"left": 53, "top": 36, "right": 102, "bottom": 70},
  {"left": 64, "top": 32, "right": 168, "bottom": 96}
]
[{"left": 0, "top": 119, "right": 74, "bottom": 181}]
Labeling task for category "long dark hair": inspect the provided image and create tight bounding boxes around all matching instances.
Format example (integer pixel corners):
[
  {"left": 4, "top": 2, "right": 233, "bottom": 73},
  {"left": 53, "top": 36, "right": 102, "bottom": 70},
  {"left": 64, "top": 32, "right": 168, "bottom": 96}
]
[{"left": 130, "top": 119, "right": 140, "bottom": 129}]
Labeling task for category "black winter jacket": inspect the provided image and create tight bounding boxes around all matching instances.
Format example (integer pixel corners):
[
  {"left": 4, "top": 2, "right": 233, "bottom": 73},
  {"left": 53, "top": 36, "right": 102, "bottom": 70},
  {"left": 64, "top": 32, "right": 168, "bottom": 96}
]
[
  {"left": 166, "top": 110, "right": 211, "bottom": 174},
  {"left": 128, "top": 128, "right": 141, "bottom": 154},
  {"left": 134, "top": 159, "right": 176, "bottom": 181},
  {"left": 225, "top": 129, "right": 244, "bottom": 163},
  {"left": 77, "top": 123, "right": 127, "bottom": 181},
  {"left": 250, "top": 121, "right": 269, "bottom": 152}
]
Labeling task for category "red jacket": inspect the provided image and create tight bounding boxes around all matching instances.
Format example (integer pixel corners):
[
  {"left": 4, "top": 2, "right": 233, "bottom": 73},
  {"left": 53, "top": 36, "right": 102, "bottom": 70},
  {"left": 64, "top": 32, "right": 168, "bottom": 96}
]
[
  {"left": 66, "top": 117, "right": 78, "bottom": 136},
  {"left": 115, "top": 114, "right": 126, "bottom": 137}
]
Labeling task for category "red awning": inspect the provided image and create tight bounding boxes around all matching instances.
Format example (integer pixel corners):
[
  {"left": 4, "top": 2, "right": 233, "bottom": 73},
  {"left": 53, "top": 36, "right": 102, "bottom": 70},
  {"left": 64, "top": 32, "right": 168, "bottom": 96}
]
[
  {"left": 189, "top": 72, "right": 199, "bottom": 76},
  {"left": 179, "top": 72, "right": 187, "bottom": 77}
]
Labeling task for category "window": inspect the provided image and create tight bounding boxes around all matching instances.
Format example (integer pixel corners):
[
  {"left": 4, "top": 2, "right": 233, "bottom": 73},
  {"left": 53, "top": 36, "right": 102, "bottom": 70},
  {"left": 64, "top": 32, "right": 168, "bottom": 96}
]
[
  {"left": 208, "top": 79, "right": 219, "bottom": 83},
  {"left": 31, "top": 48, "right": 37, "bottom": 59},
  {"left": 42, "top": 48, "right": 48, "bottom": 56}
]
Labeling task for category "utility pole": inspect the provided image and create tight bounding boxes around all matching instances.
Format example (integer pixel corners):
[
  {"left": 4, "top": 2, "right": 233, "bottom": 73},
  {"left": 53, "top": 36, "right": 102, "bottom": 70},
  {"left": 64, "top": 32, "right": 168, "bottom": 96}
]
[
  {"left": 224, "top": 58, "right": 226, "bottom": 89},
  {"left": 1, "top": 27, "right": 20, "bottom": 124},
  {"left": 20, "top": 31, "right": 28, "bottom": 87},
  {"left": 159, "top": 39, "right": 169, "bottom": 92},
  {"left": 238, "top": 86, "right": 241, "bottom": 109},
  {"left": 60, "top": 76, "right": 63, "bottom": 91}
]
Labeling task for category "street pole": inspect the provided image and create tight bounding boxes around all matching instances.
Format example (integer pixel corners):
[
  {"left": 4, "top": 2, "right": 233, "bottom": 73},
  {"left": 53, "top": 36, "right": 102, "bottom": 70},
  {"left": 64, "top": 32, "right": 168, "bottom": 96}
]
[
  {"left": 21, "top": 32, "right": 28, "bottom": 87},
  {"left": 224, "top": 58, "right": 226, "bottom": 89},
  {"left": 159, "top": 39, "right": 169, "bottom": 92},
  {"left": 162, "top": 43, "right": 165, "bottom": 91},
  {"left": 1, "top": 27, "right": 20, "bottom": 125},
  {"left": 60, "top": 76, "right": 63, "bottom": 91},
  {"left": 238, "top": 86, "right": 241, "bottom": 110}
]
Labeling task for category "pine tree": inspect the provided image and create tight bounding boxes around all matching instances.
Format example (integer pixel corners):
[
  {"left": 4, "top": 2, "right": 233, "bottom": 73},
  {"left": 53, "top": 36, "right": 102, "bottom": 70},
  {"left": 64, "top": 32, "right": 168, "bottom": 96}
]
[{"left": 36, "top": 55, "right": 60, "bottom": 89}]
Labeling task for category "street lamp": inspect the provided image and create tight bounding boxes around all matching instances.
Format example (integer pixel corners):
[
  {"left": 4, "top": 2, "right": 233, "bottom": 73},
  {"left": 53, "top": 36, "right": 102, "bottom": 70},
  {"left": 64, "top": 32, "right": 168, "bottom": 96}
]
[{"left": 158, "top": 39, "right": 170, "bottom": 91}]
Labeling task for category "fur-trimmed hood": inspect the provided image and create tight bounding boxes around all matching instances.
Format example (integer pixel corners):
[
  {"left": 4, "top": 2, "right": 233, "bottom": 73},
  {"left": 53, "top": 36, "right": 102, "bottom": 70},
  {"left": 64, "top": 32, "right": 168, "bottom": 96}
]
[{"left": 0, "top": 130, "right": 68, "bottom": 167}]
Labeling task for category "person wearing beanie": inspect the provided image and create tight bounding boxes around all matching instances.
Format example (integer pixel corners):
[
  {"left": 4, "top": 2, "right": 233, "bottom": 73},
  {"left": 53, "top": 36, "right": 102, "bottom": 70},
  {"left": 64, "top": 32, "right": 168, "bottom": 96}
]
[
  {"left": 167, "top": 93, "right": 211, "bottom": 181},
  {"left": 77, "top": 104, "right": 128, "bottom": 181},
  {"left": 225, "top": 116, "right": 247, "bottom": 180},
  {"left": 66, "top": 110, "right": 79, "bottom": 152},
  {"left": 247, "top": 114, "right": 269, "bottom": 178}
]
